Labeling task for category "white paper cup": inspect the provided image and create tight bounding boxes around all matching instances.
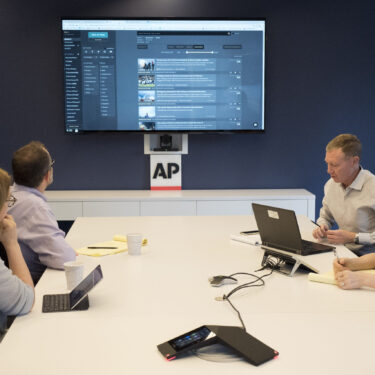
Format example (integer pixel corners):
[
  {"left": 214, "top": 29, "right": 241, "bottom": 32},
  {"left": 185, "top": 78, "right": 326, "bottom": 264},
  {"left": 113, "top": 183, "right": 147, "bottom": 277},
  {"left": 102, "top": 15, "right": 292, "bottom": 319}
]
[
  {"left": 64, "top": 261, "right": 84, "bottom": 290},
  {"left": 127, "top": 233, "right": 143, "bottom": 256}
]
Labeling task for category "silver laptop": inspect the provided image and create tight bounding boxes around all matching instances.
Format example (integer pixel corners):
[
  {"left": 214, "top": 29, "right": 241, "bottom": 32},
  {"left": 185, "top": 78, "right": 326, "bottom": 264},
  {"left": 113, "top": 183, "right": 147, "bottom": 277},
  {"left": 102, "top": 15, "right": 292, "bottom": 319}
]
[{"left": 252, "top": 203, "right": 335, "bottom": 256}]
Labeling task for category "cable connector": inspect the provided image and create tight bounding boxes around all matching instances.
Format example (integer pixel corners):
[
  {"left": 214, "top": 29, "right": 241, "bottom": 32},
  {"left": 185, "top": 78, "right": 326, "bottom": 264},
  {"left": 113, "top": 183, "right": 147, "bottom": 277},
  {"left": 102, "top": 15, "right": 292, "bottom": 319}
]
[{"left": 214, "top": 295, "right": 226, "bottom": 301}]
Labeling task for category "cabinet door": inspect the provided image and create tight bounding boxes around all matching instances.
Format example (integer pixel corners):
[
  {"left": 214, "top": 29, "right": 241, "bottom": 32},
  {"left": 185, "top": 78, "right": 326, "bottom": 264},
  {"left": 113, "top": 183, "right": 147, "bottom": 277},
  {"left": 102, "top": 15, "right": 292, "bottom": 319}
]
[
  {"left": 140, "top": 201, "right": 196, "bottom": 216},
  {"left": 48, "top": 202, "right": 83, "bottom": 220},
  {"left": 197, "top": 200, "right": 309, "bottom": 216},
  {"left": 83, "top": 202, "right": 140, "bottom": 217}
]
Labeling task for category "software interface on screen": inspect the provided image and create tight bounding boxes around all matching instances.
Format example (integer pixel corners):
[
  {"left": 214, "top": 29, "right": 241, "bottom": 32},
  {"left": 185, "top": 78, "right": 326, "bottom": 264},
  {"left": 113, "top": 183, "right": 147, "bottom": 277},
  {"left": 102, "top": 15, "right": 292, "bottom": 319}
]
[{"left": 62, "top": 19, "right": 265, "bottom": 132}]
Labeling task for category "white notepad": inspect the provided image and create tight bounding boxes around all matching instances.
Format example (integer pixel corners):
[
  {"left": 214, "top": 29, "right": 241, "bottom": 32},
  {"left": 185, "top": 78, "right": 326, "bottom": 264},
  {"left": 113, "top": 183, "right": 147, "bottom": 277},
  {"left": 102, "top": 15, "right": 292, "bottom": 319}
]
[{"left": 230, "top": 234, "right": 261, "bottom": 246}]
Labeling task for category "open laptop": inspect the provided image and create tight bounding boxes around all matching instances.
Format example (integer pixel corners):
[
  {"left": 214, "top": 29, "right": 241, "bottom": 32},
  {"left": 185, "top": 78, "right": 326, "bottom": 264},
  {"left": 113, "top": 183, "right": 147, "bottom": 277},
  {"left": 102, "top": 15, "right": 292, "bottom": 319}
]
[
  {"left": 42, "top": 264, "right": 103, "bottom": 313},
  {"left": 252, "top": 203, "right": 335, "bottom": 256}
]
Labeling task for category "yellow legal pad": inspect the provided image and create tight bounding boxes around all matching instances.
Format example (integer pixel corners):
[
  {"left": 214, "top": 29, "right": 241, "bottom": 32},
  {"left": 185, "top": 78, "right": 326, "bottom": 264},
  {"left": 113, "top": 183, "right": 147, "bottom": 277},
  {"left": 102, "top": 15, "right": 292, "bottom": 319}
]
[
  {"left": 308, "top": 269, "right": 375, "bottom": 285},
  {"left": 77, "top": 235, "right": 148, "bottom": 257}
]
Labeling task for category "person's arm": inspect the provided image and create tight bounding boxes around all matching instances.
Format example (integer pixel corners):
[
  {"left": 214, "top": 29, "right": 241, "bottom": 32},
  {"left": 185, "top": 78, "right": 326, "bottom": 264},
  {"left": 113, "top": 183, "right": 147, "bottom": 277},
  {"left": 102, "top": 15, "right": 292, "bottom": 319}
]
[
  {"left": 325, "top": 229, "right": 356, "bottom": 244},
  {"left": 23, "top": 206, "right": 76, "bottom": 270},
  {"left": 333, "top": 254, "right": 375, "bottom": 290},
  {"left": 352, "top": 191, "right": 375, "bottom": 245},
  {"left": 325, "top": 185, "right": 375, "bottom": 245},
  {"left": 0, "top": 215, "right": 34, "bottom": 313},
  {"left": 1, "top": 215, "right": 33, "bottom": 289},
  {"left": 334, "top": 254, "right": 375, "bottom": 273},
  {"left": 316, "top": 179, "right": 363, "bottom": 244},
  {"left": 336, "top": 270, "right": 375, "bottom": 290},
  {"left": 354, "top": 231, "right": 375, "bottom": 246}
]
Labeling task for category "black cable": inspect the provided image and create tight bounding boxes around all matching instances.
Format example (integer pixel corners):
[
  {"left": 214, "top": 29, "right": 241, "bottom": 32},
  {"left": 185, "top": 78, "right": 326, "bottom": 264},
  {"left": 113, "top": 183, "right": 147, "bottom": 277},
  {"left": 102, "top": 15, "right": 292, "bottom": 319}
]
[
  {"left": 212, "top": 257, "right": 284, "bottom": 332},
  {"left": 226, "top": 267, "right": 276, "bottom": 299},
  {"left": 223, "top": 294, "right": 247, "bottom": 332},
  {"left": 219, "top": 265, "right": 278, "bottom": 332},
  {"left": 225, "top": 275, "right": 265, "bottom": 299},
  {"left": 257, "top": 255, "right": 290, "bottom": 275}
]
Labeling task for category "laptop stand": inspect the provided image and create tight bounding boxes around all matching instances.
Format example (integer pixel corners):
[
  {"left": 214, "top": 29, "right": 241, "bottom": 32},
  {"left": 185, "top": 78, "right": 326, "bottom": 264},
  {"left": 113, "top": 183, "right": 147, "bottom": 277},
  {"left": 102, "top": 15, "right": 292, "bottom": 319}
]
[{"left": 261, "top": 247, "right": 318, "bottom": 277}]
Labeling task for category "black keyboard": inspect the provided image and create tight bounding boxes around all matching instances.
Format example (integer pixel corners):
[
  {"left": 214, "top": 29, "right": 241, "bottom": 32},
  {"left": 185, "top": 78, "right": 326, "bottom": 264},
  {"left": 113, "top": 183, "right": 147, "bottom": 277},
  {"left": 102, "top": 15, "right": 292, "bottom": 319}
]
[
  {"left": 302, "top": 240, "right": 315, "bottom": 251},
  {"left": 42, "top": 294, "right": 70, "bottom": 313},
  {"left": 301, "top": 239, "right": 334, "bottom": 253}
]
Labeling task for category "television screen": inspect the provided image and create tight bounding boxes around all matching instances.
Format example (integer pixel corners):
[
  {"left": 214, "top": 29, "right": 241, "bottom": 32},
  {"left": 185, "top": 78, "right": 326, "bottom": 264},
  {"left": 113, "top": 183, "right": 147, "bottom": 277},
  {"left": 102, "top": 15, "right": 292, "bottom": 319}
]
[{"left": 62, "top": 19, "right": 265, "bottom": 133}]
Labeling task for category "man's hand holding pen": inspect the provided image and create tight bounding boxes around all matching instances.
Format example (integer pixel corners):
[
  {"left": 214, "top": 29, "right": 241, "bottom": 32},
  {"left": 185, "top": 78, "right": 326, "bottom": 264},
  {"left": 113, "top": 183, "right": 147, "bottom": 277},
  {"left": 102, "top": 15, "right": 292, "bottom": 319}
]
[
  {"left": 312, "top": 224, "right": 329, "bottom": 241},
  {"left": 313, "top": 224, "right": 356, "bottom": 245}
]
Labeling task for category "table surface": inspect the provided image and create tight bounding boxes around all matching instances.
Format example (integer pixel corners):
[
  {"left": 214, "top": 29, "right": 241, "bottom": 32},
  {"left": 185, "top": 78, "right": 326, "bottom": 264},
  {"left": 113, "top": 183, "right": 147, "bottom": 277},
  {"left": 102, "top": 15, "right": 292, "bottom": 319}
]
[{"left": 1, "top": 215, "right": 374, "bottom": 375}]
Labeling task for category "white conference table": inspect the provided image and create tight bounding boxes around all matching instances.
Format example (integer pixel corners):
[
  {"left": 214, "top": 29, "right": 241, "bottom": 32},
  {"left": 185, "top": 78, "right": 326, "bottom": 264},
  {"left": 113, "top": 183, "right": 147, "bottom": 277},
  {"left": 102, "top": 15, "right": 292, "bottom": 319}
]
[{"left": 2, "top": 215, "right": 375, "bottom": 375}]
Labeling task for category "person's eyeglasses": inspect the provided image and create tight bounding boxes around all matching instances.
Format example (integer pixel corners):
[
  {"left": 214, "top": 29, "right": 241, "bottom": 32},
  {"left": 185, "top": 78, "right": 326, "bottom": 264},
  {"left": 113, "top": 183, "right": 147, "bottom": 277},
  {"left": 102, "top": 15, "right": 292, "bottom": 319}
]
[
  {"left": 6, "top": 194, "right": 17, "bottom": 208},
  {"left": 49, "top": 159, "right": 55, "bottom": 169}
]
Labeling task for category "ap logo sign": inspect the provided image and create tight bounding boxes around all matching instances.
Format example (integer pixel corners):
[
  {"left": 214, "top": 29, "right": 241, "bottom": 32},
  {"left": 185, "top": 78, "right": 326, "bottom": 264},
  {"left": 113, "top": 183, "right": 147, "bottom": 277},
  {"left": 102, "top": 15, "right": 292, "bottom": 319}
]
[{"left": 150, "top": 155, "right": 181, "bottom": 190}]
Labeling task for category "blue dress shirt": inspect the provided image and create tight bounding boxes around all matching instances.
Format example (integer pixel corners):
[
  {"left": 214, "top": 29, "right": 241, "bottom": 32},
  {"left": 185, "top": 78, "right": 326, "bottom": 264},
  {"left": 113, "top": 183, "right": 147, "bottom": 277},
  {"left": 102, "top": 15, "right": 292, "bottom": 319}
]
[{"left": 9, "top": 184, "right": 76, "bottom": 283}]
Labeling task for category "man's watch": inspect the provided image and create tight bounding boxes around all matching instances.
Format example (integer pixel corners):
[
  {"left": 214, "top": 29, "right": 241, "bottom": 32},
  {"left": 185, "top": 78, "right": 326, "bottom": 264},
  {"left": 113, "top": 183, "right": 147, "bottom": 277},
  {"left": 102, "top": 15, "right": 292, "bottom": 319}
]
[{"left": 354, "top": 233, "right": 360, "bottom": 244}]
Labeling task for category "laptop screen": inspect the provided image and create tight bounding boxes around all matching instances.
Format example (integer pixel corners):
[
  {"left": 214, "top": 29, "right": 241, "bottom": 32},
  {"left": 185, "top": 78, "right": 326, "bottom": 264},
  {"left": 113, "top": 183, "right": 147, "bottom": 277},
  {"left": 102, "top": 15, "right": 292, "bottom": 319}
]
[
  {"left": 252, "top": 203, "right": 304, "bottom": 251},
  {"left": 69, "top": 265, "right": 103, "bottom": 308}
]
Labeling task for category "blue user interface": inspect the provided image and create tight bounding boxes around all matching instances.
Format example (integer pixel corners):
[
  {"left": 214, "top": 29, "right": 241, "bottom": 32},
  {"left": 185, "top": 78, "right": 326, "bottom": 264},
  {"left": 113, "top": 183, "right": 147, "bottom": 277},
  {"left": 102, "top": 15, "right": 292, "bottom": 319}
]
[
  {"left": 169, "top": 326, "right": 211, "bottom": 350},
  {"left": 62, "top": 19, "right": 265, "bottom": 132}
]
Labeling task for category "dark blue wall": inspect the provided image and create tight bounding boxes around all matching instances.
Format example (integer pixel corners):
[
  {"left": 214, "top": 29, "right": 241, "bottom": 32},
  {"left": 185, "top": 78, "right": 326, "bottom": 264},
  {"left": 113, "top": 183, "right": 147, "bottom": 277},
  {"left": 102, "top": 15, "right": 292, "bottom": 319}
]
[{"left": 0, "top": 0, "right": 374, "bottom": 218}]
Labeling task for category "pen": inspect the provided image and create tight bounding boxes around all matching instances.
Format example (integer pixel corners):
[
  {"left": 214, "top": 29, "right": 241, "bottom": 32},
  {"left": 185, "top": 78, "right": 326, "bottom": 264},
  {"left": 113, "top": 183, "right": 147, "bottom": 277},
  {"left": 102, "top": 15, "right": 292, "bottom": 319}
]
[
  {"left": 311, "top": 220, "right": 328, "bottom": 235},
  {"left": 333, "top": 248, "right": 340, "bottom": 262},
  {"left": 240, "top": 230, "right": 259, "bottom": 235},
  {"left": 311, "top": 220, "right": 338, "bottom": 259},
  {"left": 87, "top": 246, "right": 118, "bottom": 249}
]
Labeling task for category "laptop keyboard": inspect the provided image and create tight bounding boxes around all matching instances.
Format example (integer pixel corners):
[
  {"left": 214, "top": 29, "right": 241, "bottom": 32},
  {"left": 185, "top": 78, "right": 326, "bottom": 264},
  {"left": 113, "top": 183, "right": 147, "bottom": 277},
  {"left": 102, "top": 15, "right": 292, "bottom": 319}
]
[
  {"left": 301, "top": 239, "right": 333, "bottom": 253},
  {"left": 301, "top": 240, "right": 315, "bottom": 252},
  {"left": 42, "top": 294, "right": 70, "bottom": 313}
]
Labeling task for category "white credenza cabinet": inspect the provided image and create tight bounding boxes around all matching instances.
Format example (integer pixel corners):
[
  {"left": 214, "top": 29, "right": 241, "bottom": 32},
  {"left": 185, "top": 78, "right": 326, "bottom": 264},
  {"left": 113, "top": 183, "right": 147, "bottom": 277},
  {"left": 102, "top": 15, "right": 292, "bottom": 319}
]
[{"left": 45, "top": 189, "right": 316, "bottom": 221}]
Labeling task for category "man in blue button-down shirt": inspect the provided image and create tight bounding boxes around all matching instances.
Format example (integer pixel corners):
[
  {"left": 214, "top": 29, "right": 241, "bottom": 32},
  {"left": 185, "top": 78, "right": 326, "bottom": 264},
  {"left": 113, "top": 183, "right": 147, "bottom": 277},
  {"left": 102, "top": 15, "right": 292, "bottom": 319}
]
[{"left": 9, "top": 141, "right": 76, "bottom": 284}]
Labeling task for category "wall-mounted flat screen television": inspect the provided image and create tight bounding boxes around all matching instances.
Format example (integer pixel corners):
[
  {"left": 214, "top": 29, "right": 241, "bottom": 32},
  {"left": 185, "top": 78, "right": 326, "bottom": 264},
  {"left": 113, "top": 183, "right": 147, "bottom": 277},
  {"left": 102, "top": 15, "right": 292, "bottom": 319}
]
[{"left": 62, "top": 19, "right": 265, "bottom": 133}]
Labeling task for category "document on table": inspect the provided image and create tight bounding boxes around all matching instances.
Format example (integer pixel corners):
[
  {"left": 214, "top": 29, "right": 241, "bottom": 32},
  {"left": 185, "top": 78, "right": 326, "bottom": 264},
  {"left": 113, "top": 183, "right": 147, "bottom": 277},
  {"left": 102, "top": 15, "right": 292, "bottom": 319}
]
[
  {"left": 77, "top": 235, "right": 148, "bottom": 257},
  {"left": 230, "top": 233, "right": 261, "bottom": 246}
]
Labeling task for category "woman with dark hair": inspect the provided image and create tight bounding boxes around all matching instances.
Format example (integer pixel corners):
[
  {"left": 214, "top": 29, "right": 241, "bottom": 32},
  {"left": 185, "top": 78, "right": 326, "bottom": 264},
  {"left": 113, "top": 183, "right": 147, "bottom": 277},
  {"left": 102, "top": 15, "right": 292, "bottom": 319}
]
[{"left": 0, "top": 168, "right": 34, "bottom": 338}]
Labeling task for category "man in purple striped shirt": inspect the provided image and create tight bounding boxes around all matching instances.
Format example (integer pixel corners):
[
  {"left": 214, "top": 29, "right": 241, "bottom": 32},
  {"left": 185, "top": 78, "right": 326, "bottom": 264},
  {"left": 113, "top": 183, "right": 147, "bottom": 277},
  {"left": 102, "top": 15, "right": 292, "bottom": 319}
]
[{"left": 9, "top": 141, "right": 76, "bottom": 284}]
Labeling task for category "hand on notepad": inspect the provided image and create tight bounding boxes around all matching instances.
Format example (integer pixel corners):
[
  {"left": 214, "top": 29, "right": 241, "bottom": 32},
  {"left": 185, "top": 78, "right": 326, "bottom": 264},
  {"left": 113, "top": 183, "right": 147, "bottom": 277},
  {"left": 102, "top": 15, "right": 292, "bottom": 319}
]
[
  {"left": 333, "top": 257, "right": 349, "bottom": 275},
  {"left": 336, "top": 270, "right": 364, "bottom": 290}
]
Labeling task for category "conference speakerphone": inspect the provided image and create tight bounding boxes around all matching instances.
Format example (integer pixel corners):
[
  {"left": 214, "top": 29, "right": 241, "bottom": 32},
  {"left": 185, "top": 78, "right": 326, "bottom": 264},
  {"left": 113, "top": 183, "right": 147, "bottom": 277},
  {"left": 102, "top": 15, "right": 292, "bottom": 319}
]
[{"left": 157, "top": 325, "right": 278, "bottom": 366}]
